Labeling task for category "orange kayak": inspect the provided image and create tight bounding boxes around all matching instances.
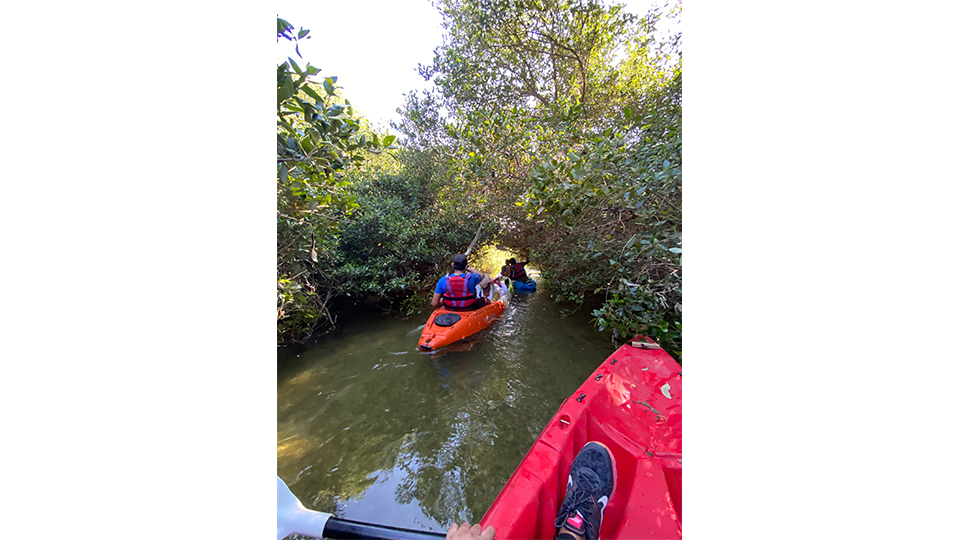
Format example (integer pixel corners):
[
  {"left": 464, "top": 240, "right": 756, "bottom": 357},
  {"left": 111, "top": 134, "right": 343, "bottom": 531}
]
[{"left": 418, "top": 297, "right": 507, "bottom": 351}]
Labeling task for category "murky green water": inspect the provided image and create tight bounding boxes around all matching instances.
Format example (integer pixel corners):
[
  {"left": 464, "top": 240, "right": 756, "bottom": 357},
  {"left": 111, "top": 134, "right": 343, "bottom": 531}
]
[{"left": 277, "top": 277, "right": 613, "bottom": 532}]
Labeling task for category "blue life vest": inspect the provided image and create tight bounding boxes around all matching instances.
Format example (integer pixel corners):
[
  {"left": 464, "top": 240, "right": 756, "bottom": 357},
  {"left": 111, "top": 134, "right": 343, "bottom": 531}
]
[{"left": 441, "top": 273, "right": 479, "bottom": 309}]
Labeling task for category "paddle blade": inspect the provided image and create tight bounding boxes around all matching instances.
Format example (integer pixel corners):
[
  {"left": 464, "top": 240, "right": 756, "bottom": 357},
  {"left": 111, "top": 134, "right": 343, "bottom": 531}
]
[
  {"left": 407, "top": 323, "right": 427, "bottom": 337},
  {"left": 278, "top": 476, "right": 331, "bottom": 540}
]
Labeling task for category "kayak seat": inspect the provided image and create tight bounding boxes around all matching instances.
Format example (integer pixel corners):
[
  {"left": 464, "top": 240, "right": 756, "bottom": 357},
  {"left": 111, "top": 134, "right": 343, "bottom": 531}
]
[{"left": 434, "top": 313, "right": 462, "bottom": 327}]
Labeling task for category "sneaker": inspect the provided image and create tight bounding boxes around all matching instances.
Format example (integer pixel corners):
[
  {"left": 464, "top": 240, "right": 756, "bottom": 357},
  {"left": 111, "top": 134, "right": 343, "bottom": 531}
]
[{"left": 554, "top": 441, "right": 617, "bottom": 540}]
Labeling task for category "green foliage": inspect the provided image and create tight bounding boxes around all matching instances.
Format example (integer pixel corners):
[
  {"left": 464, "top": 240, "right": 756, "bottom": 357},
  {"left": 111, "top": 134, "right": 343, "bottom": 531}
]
[
  {"left": 275, "top": 25, "right": 492, "bottom": 343},
  {"left": 469, "top": 244, "right": 520, "bottom": 278},
  {"left": 523, "top": 87, "right": 682, "bottom": 360},
  {"left": 401, "top": 0, "right": 682, "bottom": 359},
  {"left": 330, "top": 169, "right": 474, "bottom": 306},
  {"left": 424, "top": 0, "right": 636, "bottom": 120},
  {"left": 275, "top": 2, "right": 682, "bottom": 357},
  {"left": 277, "top": 18, "right": 391, "bottom": 344}
]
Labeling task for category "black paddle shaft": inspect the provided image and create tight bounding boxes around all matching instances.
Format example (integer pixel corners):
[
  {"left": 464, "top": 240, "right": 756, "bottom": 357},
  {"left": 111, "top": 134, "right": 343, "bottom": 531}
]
[{"left": 323, "top": 517, "right": 447, "bottom": 540}]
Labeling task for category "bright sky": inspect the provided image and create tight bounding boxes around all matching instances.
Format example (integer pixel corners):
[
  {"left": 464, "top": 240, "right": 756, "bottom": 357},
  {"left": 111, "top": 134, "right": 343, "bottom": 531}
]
[{"left": 277, "top": 0, "right": 674, "bottom": 131}]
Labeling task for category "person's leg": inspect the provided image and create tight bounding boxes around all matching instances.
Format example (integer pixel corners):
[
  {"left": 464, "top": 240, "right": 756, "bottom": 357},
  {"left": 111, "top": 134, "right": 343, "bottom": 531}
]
[{"left": 554, "top": 442, "right": 616, "bottom": 540}]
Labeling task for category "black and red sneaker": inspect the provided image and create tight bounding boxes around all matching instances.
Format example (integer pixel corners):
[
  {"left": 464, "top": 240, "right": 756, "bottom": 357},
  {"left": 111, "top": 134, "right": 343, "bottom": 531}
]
[{"left": 554, "top": 441, "right": 617, "bottom": 540}]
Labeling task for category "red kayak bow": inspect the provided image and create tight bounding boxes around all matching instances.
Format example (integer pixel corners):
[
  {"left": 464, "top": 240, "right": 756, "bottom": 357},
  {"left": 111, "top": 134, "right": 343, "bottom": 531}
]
[{"left": 481, "top": 336, "right": 682, "bottom": 539}]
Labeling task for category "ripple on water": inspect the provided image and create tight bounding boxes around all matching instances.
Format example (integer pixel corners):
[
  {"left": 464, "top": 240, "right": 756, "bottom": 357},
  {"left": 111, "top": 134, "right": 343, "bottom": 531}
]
[{"left": 278, "top": 288, "right": 615, "bottom": 527}]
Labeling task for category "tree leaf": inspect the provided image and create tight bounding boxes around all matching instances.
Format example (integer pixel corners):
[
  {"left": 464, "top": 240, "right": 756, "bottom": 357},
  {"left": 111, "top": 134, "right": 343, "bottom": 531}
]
[
  {"left": 287, "top": 57, "right": 302, "bottom": 76},
  {"left": 302, "top": 85, "right": 323, "bottom": 104},
  {"left": 571, "top": 164, "right": 585, "bottom": 180}
]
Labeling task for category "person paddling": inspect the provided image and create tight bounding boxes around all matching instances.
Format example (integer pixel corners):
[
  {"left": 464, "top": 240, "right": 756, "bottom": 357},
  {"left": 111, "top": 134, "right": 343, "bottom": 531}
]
[
  {"left": 477, "top": 276, "right": 509, "bottom": 302},
  {"left": 432, "top": 254, "right": 491, "bottom": 311},
  {"left": 501, "top": 257, "right": 532, "bottom": 284}
]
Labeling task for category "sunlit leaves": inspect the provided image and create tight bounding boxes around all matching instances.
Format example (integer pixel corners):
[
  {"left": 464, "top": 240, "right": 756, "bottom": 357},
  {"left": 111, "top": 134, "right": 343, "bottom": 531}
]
[
  {"left": 277, "top": 16, "right": 400, "bottom": 343},
  {"left": 276, "top": 18, "right": 294, "bottom": 39},
  {"left": 277, "top": 17, "right": 312, "bottom": 58}
]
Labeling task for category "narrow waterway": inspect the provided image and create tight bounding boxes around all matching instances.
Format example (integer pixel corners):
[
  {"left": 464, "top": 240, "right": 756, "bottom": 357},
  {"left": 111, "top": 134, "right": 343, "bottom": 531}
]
[{"left": 277, "top": 275, "right": 614, "bottom": 531}]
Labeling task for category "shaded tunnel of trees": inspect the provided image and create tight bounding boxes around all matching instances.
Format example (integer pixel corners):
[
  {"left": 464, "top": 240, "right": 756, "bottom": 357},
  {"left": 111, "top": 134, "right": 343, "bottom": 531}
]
[{"left": 277, "top": 0, "right": 681, "bottom": 360}]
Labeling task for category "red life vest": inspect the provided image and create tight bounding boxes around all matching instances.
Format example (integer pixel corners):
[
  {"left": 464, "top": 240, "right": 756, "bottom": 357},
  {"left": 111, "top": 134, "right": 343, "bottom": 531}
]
[
  {"left": 511, "top": 263, "right": 527, "bottom": 280},
  {"left": 441, "top": 273, "right": 478, "bottom": 309}
]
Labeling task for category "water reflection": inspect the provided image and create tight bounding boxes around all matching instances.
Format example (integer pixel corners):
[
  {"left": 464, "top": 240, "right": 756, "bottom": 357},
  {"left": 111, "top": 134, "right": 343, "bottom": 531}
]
[{"left": 278, "top": 286, "right": 613, "bottom": 528}]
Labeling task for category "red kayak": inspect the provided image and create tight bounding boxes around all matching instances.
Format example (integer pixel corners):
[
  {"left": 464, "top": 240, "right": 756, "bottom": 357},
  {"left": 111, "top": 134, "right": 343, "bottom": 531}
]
[{"left": 481, "top": 336, "right": 682, "bottom": 539}]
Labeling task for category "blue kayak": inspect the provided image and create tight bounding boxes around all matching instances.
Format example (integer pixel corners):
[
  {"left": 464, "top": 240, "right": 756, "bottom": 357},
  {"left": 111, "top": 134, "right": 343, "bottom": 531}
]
[{"left": 509, "top": 278, "right": 536, "bottom": 292}]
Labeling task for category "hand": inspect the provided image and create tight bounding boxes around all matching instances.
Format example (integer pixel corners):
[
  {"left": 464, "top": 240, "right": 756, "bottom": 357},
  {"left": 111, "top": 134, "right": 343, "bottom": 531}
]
[{"left": 446, "top": 522, "right": 495, "bottom": 540}]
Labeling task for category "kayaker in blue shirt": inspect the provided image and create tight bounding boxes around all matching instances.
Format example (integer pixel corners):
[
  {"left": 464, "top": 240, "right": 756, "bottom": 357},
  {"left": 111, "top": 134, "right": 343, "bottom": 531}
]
[{"left": 432, "top": 254, "right": 491, "bottom": 311}]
